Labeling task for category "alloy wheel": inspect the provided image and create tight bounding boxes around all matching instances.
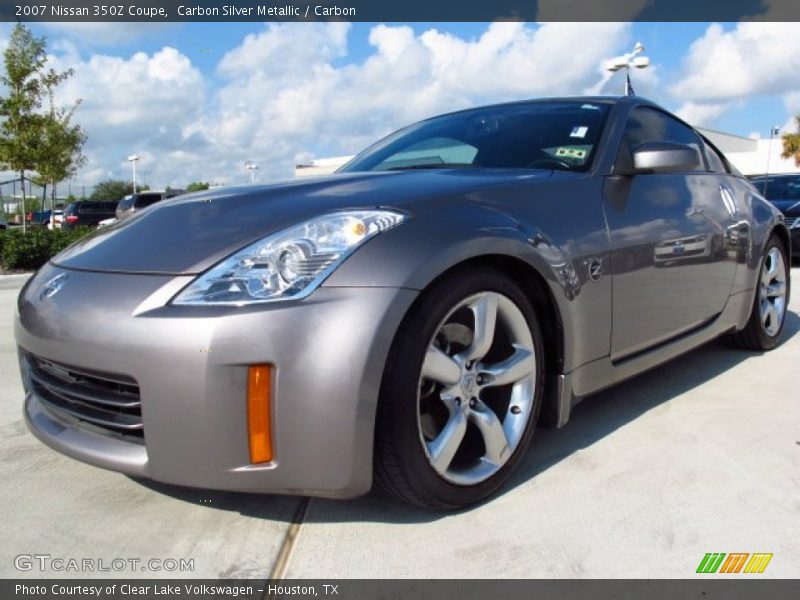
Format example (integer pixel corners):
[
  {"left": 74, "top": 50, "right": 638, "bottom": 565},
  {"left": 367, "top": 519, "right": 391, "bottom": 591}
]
[
  {"left": 416, "top": 291, "right": 537, "bottom": 485},
  {"left": 759, "top": 245, "right": 787, "bottom": 337}
]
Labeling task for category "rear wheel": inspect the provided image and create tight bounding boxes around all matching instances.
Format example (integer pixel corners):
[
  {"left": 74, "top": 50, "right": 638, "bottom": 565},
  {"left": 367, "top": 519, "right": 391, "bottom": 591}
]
[
  {"left": 728, "top": 235, "right": 789, "bottom": 351},
  {"left": 374, "top": 269, "right": 544, "bottom": 510}
]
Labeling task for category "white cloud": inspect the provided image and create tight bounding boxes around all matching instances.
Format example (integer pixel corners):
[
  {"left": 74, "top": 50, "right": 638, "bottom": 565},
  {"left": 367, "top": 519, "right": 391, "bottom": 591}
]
[
  {"left": 42, "top": 46, "right": 207, "bottom": 187},
  {"left": 200, "top": 22, "right": 631, "bottom": 183},
  {"left": 672, "top": 23, "right": 800, "bottom": 101},
  {"left": 40, "top": 23, "right": 172, "bottom": 46},
  {"left": 675, "top": 101, "right": 733, "bottom": 127}
]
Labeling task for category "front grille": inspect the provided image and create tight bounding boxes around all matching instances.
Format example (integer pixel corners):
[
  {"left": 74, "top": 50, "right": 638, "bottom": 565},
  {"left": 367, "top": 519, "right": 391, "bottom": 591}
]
[
  {"left": 786, "top": 216, "right": 799, "bottom": 229},
  {"left": 25, "top": 353, "right": 143, "bottom": 441}
]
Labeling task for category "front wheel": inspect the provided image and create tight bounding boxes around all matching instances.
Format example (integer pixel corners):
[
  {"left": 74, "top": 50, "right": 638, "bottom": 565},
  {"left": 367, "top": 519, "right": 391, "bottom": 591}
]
[
  {"left": 727, "top": 235, "right": 790, "bottom": 351},
  {"left": 374, "top": 269, "right": 545, "bottom": 510}
]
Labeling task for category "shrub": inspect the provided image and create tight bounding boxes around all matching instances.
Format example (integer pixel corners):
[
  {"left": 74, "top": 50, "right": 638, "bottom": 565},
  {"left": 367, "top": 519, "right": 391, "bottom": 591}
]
[{"left": 0, "top": 226, "right": 92, "bottom": 271}]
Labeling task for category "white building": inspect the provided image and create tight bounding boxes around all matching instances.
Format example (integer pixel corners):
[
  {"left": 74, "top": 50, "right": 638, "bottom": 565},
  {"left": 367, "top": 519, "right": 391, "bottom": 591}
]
[
  {"left": 697, "top": 128, "right": 799, "bottom": 176},
  {"left": 295, "top": 128, "right": 800, "bottom": 178}
]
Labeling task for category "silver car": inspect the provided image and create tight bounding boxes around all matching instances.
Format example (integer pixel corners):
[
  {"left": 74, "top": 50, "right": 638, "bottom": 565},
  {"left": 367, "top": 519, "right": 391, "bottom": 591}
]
[{"left": 15, "top": 97, "right": 790, "bottom": 509}]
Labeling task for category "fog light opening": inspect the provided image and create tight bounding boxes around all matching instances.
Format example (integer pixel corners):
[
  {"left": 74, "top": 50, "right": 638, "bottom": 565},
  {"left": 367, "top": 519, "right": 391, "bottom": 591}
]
[{"left": 247, "top": 364, "right": 273, "bottom": 464}]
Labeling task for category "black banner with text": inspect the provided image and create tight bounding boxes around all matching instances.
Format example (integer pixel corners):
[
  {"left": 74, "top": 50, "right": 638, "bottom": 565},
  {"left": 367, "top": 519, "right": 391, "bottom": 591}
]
[{"left": 2, "top": 0, "right": 800, "bottom": 23}]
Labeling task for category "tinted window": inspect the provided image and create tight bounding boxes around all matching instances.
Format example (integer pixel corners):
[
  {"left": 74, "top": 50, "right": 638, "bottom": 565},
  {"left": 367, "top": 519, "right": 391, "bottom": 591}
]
[
  {"left": 342, "top": 101, "right": 612, "bottom": 173},
  {"left": 134, "top": 193, "right": 162, "bottom": 208},
  {"left": 702, "top": 139, "right": 728, "bottom": 174},
  {"left": 64, "top": 203, "right": 77, "bottom": 216},
  {"left": 79, "top": 203, "right": 114, "bottom": 214},
  {"left": 617, "top": 106, "right": 704, "bottom": 173},
  {"left": 117, "top": 196, "right": 134, "bottom": 210},
  {"left": 752, "top": 175, "right": 800, "bottom": 200}
]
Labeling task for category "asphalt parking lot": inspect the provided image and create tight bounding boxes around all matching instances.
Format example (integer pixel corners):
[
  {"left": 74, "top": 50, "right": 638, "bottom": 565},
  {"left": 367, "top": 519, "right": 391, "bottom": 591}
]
[{"left": 1, "top": 271, "right": 798, "bottom": 579}]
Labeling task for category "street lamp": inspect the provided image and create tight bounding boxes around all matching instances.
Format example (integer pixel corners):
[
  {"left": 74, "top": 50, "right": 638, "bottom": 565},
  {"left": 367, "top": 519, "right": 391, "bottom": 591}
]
[
  {"left": 605, "top": 41, "right": 650, "bottom": 96},
  {"left": 127, "top": 154, "right": 139, "bottom": 193},
  {"left": 245, "top": 161, "right": 259, "bottom": 184}
]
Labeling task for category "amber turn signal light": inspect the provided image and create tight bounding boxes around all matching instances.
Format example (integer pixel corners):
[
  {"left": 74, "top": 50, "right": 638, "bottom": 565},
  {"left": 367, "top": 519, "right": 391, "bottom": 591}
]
[{"left": 247, "top": 364, "right": 273, "bottom": 463}]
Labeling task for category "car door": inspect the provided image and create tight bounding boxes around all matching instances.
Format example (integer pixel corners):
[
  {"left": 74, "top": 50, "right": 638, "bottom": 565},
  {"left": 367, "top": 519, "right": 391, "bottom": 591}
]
[{"left": 603, "top": 106, "right": 738, "bottom": 360}]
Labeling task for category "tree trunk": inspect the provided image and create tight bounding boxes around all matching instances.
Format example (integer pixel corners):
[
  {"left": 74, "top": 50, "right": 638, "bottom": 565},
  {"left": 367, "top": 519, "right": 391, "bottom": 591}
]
[
  {"left": 51, "top": 181, "right": 57, "bottom": 229},
  {"left": 20, "top": 172, "right": 27, "bottom": 234}
]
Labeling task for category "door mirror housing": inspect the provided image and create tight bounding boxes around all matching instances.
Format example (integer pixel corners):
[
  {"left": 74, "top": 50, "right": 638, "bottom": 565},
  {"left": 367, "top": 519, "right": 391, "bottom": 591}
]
[{"left": 630, "top": 141, "right": 700, "bottom": 174}]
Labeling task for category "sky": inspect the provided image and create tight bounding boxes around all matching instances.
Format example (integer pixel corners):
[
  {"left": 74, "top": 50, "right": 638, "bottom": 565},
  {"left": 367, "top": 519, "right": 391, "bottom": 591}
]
[{"left": 1, "top": 21, "right": 799, "bottom": 191}]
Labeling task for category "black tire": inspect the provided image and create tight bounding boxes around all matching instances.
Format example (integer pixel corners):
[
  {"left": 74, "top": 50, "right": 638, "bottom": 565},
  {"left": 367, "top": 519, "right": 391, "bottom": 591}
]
[
  {"left": 374, "top": 268, "right": 545, "bottom": 510},
  {"left": 727, "top": 235, "right": 790, "bottom": 351}
]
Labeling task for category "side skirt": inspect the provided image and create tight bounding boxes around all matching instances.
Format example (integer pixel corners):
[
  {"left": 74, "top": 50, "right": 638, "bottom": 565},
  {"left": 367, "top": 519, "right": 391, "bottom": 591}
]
[{"left": 553, "top": 288, "right": 754, "bottom": 426}]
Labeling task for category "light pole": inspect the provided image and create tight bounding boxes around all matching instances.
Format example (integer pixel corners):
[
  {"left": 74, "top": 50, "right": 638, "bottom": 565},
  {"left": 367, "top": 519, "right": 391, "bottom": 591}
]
[
  {"left": 127, "top": 154, "right": 139, "bottom": 193},
  {"left": 765, "top": 126, "right": 780, "bottom": 176},
  {"left": 245, "top": 161, "right": 259, "bottom": 184},
  {"left": 604, "top": 42, "right": 650, "bottom": 96},
  {"left": 762, "top": 126, "right": 781, "bottom": 195}
]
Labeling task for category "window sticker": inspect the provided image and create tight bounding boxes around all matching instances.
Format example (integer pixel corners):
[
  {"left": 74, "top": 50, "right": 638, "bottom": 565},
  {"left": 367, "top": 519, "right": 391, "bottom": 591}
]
[
  {"left": 555, "top": 147, "right": 587, "bottom": 159},
  {"left": 570, "top": 126, "right": 589, "bottom": 138}
]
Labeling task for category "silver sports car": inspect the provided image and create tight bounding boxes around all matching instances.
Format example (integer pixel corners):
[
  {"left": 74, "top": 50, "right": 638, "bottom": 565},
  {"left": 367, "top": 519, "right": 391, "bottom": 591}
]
[{"left": 15, "top": 97, "right": 790, "bottom": 509}]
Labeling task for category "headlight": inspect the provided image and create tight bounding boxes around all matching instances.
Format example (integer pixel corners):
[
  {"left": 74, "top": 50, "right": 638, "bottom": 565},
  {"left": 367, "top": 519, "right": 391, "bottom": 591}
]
[{"left": 172, "top": 209, "right": 407, "bottom": 305}]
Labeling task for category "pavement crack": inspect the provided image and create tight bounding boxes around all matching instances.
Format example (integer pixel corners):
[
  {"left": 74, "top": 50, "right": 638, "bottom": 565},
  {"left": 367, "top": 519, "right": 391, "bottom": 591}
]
[{"left": 266, "top": 496, "right": 311, "bottom": 584}]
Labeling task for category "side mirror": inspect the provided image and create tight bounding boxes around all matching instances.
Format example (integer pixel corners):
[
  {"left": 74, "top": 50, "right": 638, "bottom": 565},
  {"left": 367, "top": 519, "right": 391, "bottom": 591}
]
[{"left": 630, "top": 141, "right": 700, "bottom": 174}]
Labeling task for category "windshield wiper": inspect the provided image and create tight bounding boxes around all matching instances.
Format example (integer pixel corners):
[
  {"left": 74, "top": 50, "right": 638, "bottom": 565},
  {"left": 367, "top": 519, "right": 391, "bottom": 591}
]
[{"left": 385, "top": 163, "right": 474, "bottom": 171}]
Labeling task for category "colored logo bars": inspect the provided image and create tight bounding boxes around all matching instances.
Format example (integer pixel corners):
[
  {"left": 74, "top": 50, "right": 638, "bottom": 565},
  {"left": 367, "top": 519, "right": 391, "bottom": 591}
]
[{"left": 696, "top": 553, "right": 773, "bottom": 574}]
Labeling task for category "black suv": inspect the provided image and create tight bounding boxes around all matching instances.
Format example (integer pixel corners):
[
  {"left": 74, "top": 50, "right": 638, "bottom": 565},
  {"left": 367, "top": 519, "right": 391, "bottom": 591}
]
[
  {"left": 750, "top": 173, "right": 800, "bottom": 259},
  {"left": 63, "top": 201, "right": 119, "bottom": 230},
  {"left": 115, "top": 190, "right": 185, "bottom": 220}
]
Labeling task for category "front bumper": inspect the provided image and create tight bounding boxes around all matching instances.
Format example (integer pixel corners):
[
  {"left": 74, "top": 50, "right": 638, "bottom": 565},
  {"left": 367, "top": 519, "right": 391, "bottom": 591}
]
[{"left": 15, "top": 263, "right": 417, "bottom": 498}]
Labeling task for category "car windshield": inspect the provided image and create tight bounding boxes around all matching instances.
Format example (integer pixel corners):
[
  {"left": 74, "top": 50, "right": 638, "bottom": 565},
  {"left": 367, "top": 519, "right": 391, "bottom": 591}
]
[
  {"left": 340, "top": 101, "right": 611, "bottom": 173},
  {"left": 752, "top": 175, "right": 800, "bottom": 201}
]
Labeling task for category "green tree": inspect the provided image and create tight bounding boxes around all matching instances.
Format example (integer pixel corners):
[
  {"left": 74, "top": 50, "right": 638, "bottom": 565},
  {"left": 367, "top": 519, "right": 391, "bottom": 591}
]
[
  {"left": 0, "top": 24, "right": 74, "bottom": 233},
  {"left": 782, "top": 116, "right": 800, "bottom": 166},
  {"left": 186, "top": 181, "right": 210, "bottom": 193},
  {"left": 90, "top": 179, "right": 149, "bottom": 202},
  {"left": 36, "top": 85, "right": 86, "bottom": 223}
]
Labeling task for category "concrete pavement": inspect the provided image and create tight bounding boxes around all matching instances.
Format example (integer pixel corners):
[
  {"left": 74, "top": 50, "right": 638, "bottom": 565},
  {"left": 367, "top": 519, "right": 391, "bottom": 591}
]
[{"left": 1, "top": 271, "right": 798, "bottom": 579}]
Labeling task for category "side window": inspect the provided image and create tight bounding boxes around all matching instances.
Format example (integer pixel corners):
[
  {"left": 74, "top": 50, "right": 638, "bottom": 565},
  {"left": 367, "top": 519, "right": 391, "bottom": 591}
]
[
  {"left": 616, "top": 106, "right": 705, "bottom": 173},
  {"left": 702, "top": 138, "right": 728, "bottom": 174}
]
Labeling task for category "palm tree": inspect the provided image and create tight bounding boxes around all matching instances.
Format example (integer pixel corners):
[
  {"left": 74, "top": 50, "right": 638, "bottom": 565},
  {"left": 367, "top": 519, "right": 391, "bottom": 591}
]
[{"left": 782, "top": 116, "right": 800, "bottom": 166}]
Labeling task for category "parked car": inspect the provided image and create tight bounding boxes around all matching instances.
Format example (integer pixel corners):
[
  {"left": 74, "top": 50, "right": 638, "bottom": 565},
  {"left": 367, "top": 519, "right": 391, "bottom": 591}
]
[
  {"left": 0, "top": 217, "right": 6, "bottom": 230},
  {"left": 16, "top": 96, "right": 790, "bottom": 510},
  {"left": 62, "top": 201, "right": 119, "bottom": 230},
  {"left": 749, "top": 173, "right": 800, "bottom": 260},
  {"left": 46, "top": 209, "right": 64, "bottom": 230},
  {"left": 115, "top": 190, "right": 185, "bottom": 220},
  {"left": 26, "top": 210, "right": 52, "bottom": 227}
]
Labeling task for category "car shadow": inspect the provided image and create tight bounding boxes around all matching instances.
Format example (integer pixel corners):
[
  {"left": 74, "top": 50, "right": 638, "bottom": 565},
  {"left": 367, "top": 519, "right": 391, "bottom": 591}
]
[{"left": 132, "top": 309, "right": 800, "bottom": 524}]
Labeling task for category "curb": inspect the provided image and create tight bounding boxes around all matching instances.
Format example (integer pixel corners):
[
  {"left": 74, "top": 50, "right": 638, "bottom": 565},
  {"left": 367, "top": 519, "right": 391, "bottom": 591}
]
[{"left": 0, "top": 273, "right": 33, "bottom": 290}]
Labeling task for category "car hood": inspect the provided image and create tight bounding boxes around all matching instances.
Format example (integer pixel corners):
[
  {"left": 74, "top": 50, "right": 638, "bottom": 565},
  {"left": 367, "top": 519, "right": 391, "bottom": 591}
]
[{"left": 52, "top": 169, "right": 553, "bottom": 275}]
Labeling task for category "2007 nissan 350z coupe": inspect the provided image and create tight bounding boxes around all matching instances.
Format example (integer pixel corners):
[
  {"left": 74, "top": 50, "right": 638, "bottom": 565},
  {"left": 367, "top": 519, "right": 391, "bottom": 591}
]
[{"left": 15, "top": 97, "right": 791, "bottom": 509}]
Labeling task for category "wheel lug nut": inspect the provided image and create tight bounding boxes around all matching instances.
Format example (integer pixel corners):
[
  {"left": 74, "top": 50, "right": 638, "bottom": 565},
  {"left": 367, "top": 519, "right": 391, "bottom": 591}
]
[
  {"left": 510, "top": 406, "right": 521, "bottom": 415},
  {"left": 469, "top": 398, "right": 477, "bottom": 408},
  {"left": 455, "top": 397, "right": 461, "bottom": 406}
]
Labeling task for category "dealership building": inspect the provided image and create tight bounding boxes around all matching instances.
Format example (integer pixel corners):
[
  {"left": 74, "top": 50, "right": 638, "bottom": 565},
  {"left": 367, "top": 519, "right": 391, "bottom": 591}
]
[{"left": 295, "top": 128, "right": 800, "bottom": 178}]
